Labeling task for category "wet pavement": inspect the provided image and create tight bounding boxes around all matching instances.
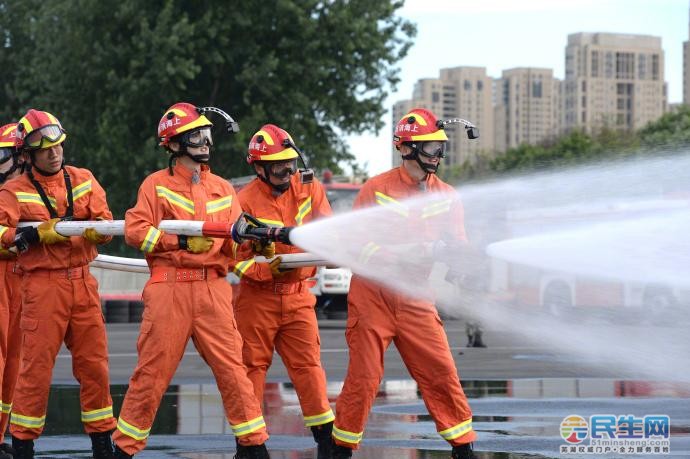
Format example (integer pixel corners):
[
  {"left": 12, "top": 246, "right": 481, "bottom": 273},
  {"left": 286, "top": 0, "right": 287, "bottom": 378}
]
[
  {"left": 23, "top": 378, "right": 690, "bottom": 458},
  {"left": 16, "top": 321, "right": 690, "bottom": 457}
]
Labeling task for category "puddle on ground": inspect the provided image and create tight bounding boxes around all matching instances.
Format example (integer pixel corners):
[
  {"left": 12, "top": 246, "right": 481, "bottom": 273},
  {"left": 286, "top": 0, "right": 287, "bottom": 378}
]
[{"left": 28, "top": 379, "right": 690, "bottom": 457}]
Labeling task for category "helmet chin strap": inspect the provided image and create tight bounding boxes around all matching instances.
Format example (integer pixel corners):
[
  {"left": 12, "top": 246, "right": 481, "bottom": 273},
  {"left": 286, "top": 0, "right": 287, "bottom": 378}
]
[
  {"left": 258, "top": 164, "right": 292, "bottom": 193},
  {"left": 185, "top": 152, "right": 209, "bottom": 164},
  {"left": 401, "top": 149, "right": 439, "bottom": 175},
  {"left": 0, "top": 159, "right": 20, "bottom": 184},
  {"left": 167, "top": 146, "right": 209, "bottom": 175}
]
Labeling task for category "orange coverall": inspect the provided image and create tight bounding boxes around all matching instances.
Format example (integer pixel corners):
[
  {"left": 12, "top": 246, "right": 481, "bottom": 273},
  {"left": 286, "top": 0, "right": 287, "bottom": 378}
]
[
  {"left": 112, "top": 163, "right": 268, "bottom": 455},
  {"left": 0, "top": 253, "right": 21, "bottom": 443},
  {"left": 0, "top": 166, "right": 116, "bottom": 440},
  {"left": 230, "top": 174, "right": 334, "bottom": 428},
  {"left": 332, "top": 166, "right": 476, "bottom": 449}
]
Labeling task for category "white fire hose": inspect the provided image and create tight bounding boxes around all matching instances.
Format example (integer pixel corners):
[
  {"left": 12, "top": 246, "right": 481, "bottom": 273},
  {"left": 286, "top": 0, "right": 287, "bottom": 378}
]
[{"left": 17, "top": 220, "right": 329, "bottom": 271}]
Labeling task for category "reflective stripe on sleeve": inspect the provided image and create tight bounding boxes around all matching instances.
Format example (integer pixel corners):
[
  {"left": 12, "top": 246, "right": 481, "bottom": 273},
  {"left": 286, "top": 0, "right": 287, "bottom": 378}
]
[
  {"left": 233, "top": 259, "right": 256, "bottom": 278},
  {"left": 140, "top": 227, "right": 163, "bottom": 253}
]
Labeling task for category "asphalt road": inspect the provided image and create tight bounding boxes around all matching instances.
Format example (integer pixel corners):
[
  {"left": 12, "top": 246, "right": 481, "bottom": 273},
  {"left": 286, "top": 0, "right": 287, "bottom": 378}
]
[{"left": 52, "top": 319, "right": 642, "bottom": 385}]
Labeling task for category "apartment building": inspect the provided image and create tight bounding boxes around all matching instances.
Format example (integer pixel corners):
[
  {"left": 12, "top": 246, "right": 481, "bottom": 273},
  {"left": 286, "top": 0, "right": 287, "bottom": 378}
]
[
  {"left": 494, "top": 68, "right": 561, "bottom": 152},
  {"left": 564, "top": 32, "right": 666, "bottom": 132}
]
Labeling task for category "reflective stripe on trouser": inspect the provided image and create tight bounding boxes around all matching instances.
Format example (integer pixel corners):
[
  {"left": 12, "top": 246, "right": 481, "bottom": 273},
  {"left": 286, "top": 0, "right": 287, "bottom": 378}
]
[
  {"left": 9, "top": 273, "right": 116, "bottom": 440},
  {"left": 333, "top": 279, "right": 476, "bottom": 449},
  {"left": 0, "top": 267, "right": 22, "bottom": 442},
  {"left": 112, "top": 278, "right": 267, "bottom": 455},
  {"left": 234, "top": 284, "right": 332, "bottom": 427}
]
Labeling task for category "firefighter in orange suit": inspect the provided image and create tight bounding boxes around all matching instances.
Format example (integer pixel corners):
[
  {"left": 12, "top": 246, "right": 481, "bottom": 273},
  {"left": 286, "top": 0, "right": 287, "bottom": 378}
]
[
  {"left": 0, "top": 110, "right": 116, "bottom": 459},
  {"left": 0, "top": 123, "right": 24, "bottom": 459},
  {"left": 112, "top": 103, "right": 270, "bottom": 459},
  {"left": 229, "top": 124, "right": 334, "bottom": 458},
  {"left": 331, "top": 109, "right": 476, "bottom": 459}
]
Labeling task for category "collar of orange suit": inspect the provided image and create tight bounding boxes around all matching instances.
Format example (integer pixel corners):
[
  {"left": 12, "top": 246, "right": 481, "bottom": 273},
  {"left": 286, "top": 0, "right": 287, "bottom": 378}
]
[
  {"left": 173, "top": 162, "right": 210, "bottom": 182},
  {"left": 398, "top": 165, "right": 436, "bottom": 188},
  {"left": 28, "top": 165, "right": 65, "bottom": 184}
]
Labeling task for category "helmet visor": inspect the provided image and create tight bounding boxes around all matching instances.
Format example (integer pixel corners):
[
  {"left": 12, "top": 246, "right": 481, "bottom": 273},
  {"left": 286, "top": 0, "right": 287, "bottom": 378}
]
[
  {"left": 418, "top": 141, "right": 446, "bottom": 159},
  {"left": 268, "top": 159, "right": 297, "bottom": 179},
  {"left": 183, "top": 127, "right": 213, "bottom": 148},
  {"left": 24, "top": 125, "right": 65, "bottom": 150},
  {"left": 0, "top": 148, "right": 14, "bottom": 165}
]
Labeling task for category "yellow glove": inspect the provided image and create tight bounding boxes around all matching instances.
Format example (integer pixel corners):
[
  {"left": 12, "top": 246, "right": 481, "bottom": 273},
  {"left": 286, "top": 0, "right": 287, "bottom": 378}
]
[
  {"left": 186, "top": 236, "right": 214, "bottom": 254},
  {"left": 269, "top": 256, "right": 284, "bottom": 277},
  {"left": 253, "top": 241, "right": 276, "bottom": 259},
  {"left": 268, "top": 256, "right": 295, "bottom": 277},
  {"left": 82, "top": 228, "right": 109, "bottom": 245},
  {"left": 0, "top": 246, "right": 15, "bottom": 259},
  {"left": 37, "top": 218, "right": 69, "bottom": 245}
]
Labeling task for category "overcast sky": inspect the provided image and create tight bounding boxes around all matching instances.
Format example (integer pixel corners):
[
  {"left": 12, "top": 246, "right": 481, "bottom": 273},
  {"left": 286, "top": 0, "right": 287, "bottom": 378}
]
[{"left": 347, "top": 0, "right": 688, "bottom": 176}]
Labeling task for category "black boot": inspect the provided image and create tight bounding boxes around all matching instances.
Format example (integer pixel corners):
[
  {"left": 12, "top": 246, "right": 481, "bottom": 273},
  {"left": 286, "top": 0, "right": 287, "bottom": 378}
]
[
  {"left": 90, "top": 431, "right": 115, "bottom": 458},
  {"left": 471, "top": 329, "right": 487, "bottom": 348},
  {"left": 114, "top": 444, "right": 133, "bottom": 458},
  {"left": 11, "top": 437, "right": 33, "bottom": 459},
  {"left": 233, "top": 443, "right": 270, "bottom": 459},
  {"left": 0, "top": 443, "right": 13, "bottom": 459},
  {"left": 310, "top": 421, "right": 333, "bottom": 459},
  {"left": 0, "top": 442, "right": 16, "bottom": 458},
  {"left": 332, "top": 443, "right": 353, "bottom": 459},
  {"left": 451, "top": 443, "right": 476, "bottom": 459}
]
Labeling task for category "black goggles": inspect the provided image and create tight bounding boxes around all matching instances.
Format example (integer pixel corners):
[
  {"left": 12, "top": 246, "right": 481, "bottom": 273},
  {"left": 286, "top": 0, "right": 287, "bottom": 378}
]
[
  {"left": 0, "top": 148, "right": 15, "bottom": 164},
  {"left": 180, "top": 127, "right": 213, "bottom": 148},
  {"left": 23, "top": 125, "right": 65, "bottom": 150},
  {"left": 414, "top": 141, "right": 446, "bottom": 159},
  {"left": 268, "top": 159, "right": 297, "bottom": 179}
]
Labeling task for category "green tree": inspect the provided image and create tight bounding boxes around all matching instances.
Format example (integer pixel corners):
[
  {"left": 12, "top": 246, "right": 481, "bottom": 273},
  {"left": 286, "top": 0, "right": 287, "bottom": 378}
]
[
  {"left": 0, "top": 0, "right": 415, "bottom": 224},
  {"left": 638, "top": 105, "right": 690, "bottom": 150}
]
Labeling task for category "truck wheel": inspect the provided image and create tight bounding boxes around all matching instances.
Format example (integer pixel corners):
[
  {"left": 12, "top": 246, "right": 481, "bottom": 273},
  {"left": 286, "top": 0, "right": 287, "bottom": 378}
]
[{"left": 105, "top": 300, "right": 130, "bottom": 323}]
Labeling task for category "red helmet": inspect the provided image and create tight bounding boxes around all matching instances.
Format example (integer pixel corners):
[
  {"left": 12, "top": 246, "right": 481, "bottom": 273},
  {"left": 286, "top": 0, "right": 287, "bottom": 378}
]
[
  {"left": 392, "top": 108, "right": 448, "bottom": 149},
  {"left": 158, "top": 102, "right": 212, "bottom": 146},
  {"left": 0, "top": 123, "right": 18, "bottom": 149},
  {"left": 247, "top": 124, "right": 299, "bottom": 164},
  {"left": 15, "top": 109, "right": 67, "bottom": 151}
]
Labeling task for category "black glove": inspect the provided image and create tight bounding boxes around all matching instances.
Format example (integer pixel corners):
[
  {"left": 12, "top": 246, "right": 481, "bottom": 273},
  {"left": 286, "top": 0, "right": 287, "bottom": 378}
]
[{"left": 14, "top": 226, "right": 40, "bottom": 252}]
